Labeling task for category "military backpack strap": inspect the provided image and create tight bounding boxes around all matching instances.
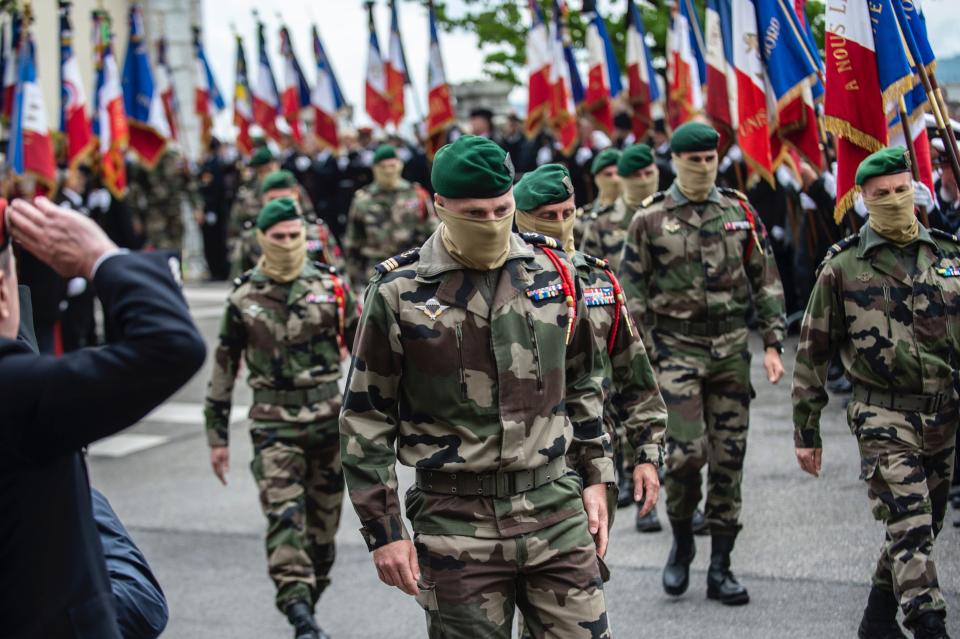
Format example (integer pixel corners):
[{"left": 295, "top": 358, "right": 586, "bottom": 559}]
[
  {"left": 581, "top": 252, "right": 635, "bottom": 355},
  {"left": 374, "top": 247, "right": 422, "bottom": 275}
]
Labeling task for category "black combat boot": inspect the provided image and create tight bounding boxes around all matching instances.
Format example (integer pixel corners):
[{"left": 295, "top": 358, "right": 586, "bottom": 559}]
[
  {"left": 286, "top": 601, "right": 330, "bottom": 639},
  {"left": 911, "top": 612, "right": 950, "bottom": 639},
  {"left": 617, "top": 465, "right": 635, "bottom": 508},
  {"left": 662, "top": 518, "right": 695, "bottom": 596},
  {"left": 706, "top": 534, "right": 750, "bottom": 606},
  {"left": 692, "top": 508, "right": 709, "bottom": 536},
  {"left": 858, "top": 586, "right": 907, "bottom": 639},
  {"left": 635, "top": 506, "right": 662, "bottom": 532}
]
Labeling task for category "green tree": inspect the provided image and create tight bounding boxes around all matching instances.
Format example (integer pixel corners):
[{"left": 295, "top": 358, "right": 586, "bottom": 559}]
[{"left": 426, "top": 0, "right": 825, "bottom": 86}]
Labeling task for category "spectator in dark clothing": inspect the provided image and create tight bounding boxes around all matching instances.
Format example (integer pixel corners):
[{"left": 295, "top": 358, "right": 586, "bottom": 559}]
[
  {"left": 198, "top": 137, "right": 231, "bottom": 280},
  {"left": 92, "top": 489, "right": 169, "bottom": 639}
]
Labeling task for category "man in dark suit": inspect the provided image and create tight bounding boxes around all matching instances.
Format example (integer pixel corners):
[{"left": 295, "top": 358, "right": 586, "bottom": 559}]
[{"left": 0, "top": 196, "right": 206, "bottom": 638}]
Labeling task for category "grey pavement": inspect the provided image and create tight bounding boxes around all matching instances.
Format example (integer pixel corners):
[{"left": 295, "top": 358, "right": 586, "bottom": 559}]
[{"left": 87, "top": 282, "right": 960, "bottom": 638}]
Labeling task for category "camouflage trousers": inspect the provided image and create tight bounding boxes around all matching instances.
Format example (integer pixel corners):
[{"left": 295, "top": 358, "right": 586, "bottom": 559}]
[
  {"left": 850, "top": 399, "right": 957, "bottom": 624},
  {"left": 250, "top": 419, "right": 344, "bottom": 612},
  {"left": 653, "top": 335, "right": 752, "bottom": 533},
  {"left": 414, "top": 512, "right": 611, "bottom": 639}
]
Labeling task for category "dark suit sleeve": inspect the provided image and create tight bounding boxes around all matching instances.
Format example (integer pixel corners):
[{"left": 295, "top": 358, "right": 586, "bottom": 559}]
[
  {"left": 0, "top": 252, "right": 206, "bottom": 456},
  {"left": 16, "top": 285, "right": 39, "bottom": 353},
  {"left": 91, "top": 489, "right": 168, "bottom": 639}
]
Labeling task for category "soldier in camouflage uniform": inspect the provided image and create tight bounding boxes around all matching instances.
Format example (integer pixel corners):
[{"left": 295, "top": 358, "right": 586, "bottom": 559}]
[
  {"left": 514, "top": 162, "right": 667, "bottom": 528},
  {"left": 573, "top": 148, "right": 620, "bottom": 249},
  {"left": 204, "top": 198, "right": 358, "bottom": 639},
  {"left": 343, "top": 144, "right": 436, "bottom": 291},
  {"left": 140, "top": 148, "right": 200, "bottom": 252},
  {"left": 618, "top": 122, "right": 786, "bottom": 606},
  {"left": 230, "top": 147, "right": 280, "bottom": 245},
  {"left": 231, "top": 170, "right": 343, "bottom": 280},
  {"left": 579, "top": 144, "right": 660, "bottom": 272},
  {"left": 793, "top": 148, "right": 957, "bottom": 639},
  {"left": 339, "top": 137, "right": 614, "bottom": 639}
]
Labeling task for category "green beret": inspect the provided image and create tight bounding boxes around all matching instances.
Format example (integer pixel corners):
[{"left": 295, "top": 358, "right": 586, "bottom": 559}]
[
  {"left": 590, "top": 148, "right": 621, "bottom": 175},
  {"left": 617, "top": 144, "right": 655, "bottom": 176},
  {"left": 431, "top": 135, "right": 515, "bottom": 199},
  {"left": 256, "top": 197, "right": 301, "bottom": 232},
  {"left": 259, "top": 170, "right": 298, "bottom": 195},
  {"left": 249, "top": 146, "right": 274, "bottom": 167},
  {"left": 514, "top": 164, "right": 574, "bottom": 211},
  {"left": 670, "top": 122, "right": 719, "bottom": 153},
  {"left": 373, "top": 144, "right": 398, "bottom": 164},
  {"left": 856, "top": 146, "right": 910, "bottom": 186}
]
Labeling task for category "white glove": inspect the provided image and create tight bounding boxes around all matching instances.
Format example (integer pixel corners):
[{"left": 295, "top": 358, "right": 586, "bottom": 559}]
[{"left": 913, "top": 180, "right": 937, "bottom": 210}]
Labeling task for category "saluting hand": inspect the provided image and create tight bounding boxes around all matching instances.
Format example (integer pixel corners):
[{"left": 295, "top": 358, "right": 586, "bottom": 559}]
[{"left": 8, "top": 197, "right": 116, "bottom": 279}]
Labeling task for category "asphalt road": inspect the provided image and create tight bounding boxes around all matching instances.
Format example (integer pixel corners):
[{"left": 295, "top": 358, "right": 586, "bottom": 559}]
[{"left": 87, "top": 282, "right": 960, "bottom": 638}]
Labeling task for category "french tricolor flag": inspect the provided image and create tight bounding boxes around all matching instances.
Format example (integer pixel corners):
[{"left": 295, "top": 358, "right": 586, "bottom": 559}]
[
  {"left": 425, "top": 4, "right": 455, "bottom": 160},
  {"left": 1, "top": 13, "right": 20, "bottom": 125},
  {"left": 667, "top": 0, "right": 705, "bottom": 130},
  {"left": 583, "top": 0, "right": 622, "bottom": 136},
  {"left": 311, "top": 25, "right": 341, "bottom": 151},
  {"left": 824, "top": 0, "right": 887, "bottom": 219},
  {"left": 92, "top": 10, "right": 129, "bottom": 198},
  {"left": 732, "top": 0, "right": 773, "bottom": 184},
  {"left": 59, "top": 2, "right": 93, "bottom": 170},
  {"left": 549, "top": 0, "right": 578, "bottom": 156},
  {"left": 155, "top": 38, "right": 178, "bottom": 142},
  {"left": 279, "top": 25, "right": 311, "bottom": 143},
  {"left": 8, "top": 25, "right": 55, "bottom": 193},
  {"left": 122, "top": 5, "right": 169, "bottom": 167},
  {"left": 705, "top": 0, "right": 735, "bottom": 155},
  {"left": 626, "top": 0, "right": 660, "bottom": 142},
  {"left": 252, "top": 18, "right": 281, "bottom": 141},
  {"left": 365, "top": 2, "right": 391, "bottom": 129},
  {"left": 524, "top": 0, "right": 551, "bottom": 138},
  {"left": 233, "top": 35, "right": 254, "bottom": 156},
  {"left": 386, "top": 0, "right": 408, "bottom": 126}
]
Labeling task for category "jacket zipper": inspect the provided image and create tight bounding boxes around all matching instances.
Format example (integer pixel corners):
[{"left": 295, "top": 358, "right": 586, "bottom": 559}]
[
  {"left": 455, "top": 322, "right": 467, "bottom": 398},
  {"left": 882, "top": 282, "right": 892, "bottom": 338},
  {"left": 526, "top": 313, "right": 544, "bottom": 391}
]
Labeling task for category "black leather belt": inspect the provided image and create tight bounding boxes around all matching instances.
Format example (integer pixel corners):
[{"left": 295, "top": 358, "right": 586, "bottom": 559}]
[
  {"left": 253, "top": 383, "right": 339, "bottom": 406},
  {"left": 414, "top": 457, "right": 567, "bottom": 498},
  {"left": 652, "top": 313, "right": 747, "bottom": 337},
  {"left": 852, "top": 386, "right": 948, "bottom": 413}
]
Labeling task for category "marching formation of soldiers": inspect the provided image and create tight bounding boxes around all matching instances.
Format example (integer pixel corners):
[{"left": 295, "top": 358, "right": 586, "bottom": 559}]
[{"left": 17, "top": 103, "right": 959, "bottom": 637}]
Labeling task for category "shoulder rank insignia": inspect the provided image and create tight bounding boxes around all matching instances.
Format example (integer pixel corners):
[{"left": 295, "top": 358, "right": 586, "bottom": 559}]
[
  {"left": 930, "top": 228, "right": 960, "bottom": 244},
  {"left": 519, "top": 232, "right": 561, "bottom": 250},
  {"left": 306, "top": 292, "right": 338, "bottom": 303},
  {"left": 526, "top": 283, "right": 564, "bottom": 301},
  {"left": 817, "top": 233, "right": 860, "bottom": 276},
  {"left": 233, "top": 272, "right": 252, "bottom": 289},
  {"left": 936, "top": 266, "right": 960, "bottom": 277},
  {"left": 641, "top": 192, "right": 666, "bottom": 208},
  {"left": 580, "top": 253, "right": 609, "bottom": 270},
  {"left": 584, "top": 286, "right": 615, "bottom": 306},
  {"left": 375, "top": 248, "right": 421, "bottom": 274},
  {"left": 719, "top": 187, "right": 749, "bottom": 201},
  {"left": 724, "top": 220, "right": 753, "bottom": 232},
  {"left": 415, "top": 297, "right": 450, "bottom": 320}
]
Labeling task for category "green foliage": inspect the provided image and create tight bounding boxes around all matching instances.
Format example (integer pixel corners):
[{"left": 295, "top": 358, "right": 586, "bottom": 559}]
[{"left": 424, "top": 0, "right": 826, "bottom": 85}]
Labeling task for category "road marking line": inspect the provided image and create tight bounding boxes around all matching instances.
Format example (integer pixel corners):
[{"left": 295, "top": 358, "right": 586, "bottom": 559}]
[
  {"left": 89, "top": 433, "right": 169, "bottom": 458},
  {"left": 145, "top": 402, "right": 251, "bottom": 426}
]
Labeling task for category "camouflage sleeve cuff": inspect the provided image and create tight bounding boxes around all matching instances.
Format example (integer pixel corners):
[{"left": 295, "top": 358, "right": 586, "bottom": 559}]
[
  {"left": 633, "top": 444, "right": 663, "bottom": 469},
  {"left": 205, "top": 424, "right": 229, "bottom": 448},
  {"left": 360, "top": 515, "right": 411, "bottom": 552},
  {"left": 793, "top": 423, "right": 822, "bottom": 449},
  {"left": 579, "top": 456, "right": 616, "bottom": 487}
]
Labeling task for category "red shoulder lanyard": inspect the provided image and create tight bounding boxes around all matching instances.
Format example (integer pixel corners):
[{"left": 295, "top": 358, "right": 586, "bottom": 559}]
[
  {"left": 541, "top": 247, "right": 577, "bottom": 345},
  {"left": 328, "top": 272, "right": 347, "bottom": 348},
  {"left": 601, "top": 266, "right": 634, "bottom": 355}
]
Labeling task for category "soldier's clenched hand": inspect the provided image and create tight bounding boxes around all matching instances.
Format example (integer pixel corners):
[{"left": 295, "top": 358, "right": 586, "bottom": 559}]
[
  {"left": 8, "top": 197, "right": 116, "bottom": 279},
  {"left": 583, "top": 484, "right": 610, "bottom": 558},
  {"left": 763, "top": 347, "right": 785, "bottom": 384},
  {"left": 373, "top": 539, "right": 420, "bottom": 596},
  {"left": 210, "top": 447, "right": 230, "bottom": 485},
  {"left": 633, "top": 463, "right": 660, "bottom": 517},
  {"left": 796, "top": 448, "right": 822, "bottom": 477}
]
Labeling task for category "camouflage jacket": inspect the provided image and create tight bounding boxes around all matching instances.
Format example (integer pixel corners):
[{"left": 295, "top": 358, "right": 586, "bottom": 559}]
[
  {"left": 579, "top": 197, "right": 634, "bottom": 273},
  {"left": 573, "top": 251, "right": 666, "bottom": 468},
  {"left": 143, "top": 152, "right": 200, "bottom": 251},
  {"left": 339, "top": 230, "right": 612, "bottom": 550},
  {"left": 203, "top": 262, "right": 359, "bottom": 447},
  {"left": 572, "top": 199, "right": 610, "bottom": 249},
  {"left": 229, "top": 177, "right": 261, "bottom": 241},
  {"left": 792, "top": 225, "right": 960, "bottom": 448},
  {"left": 230, "top": 219, "right": 344, "bottom": 281},
  {"left": 618, "top": 184, "right": 786, "bottom": 358},
  {"left": 343, "top": 179, "right": 437, "bottom": 289}
]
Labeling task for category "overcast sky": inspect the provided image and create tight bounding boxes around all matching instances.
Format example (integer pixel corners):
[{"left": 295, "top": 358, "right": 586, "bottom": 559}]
[{"left": 201, "top": 0, "right": 960, "bottom": 136}]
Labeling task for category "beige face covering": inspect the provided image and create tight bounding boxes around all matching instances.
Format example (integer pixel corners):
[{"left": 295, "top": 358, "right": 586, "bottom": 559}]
[
  {"left": 865, "top": 188, "right": 918, "bottom": 245},
  {"left": 373, "top": 163, "right": 403, "bottom": 190},
  {"left": 595, "top": 174, "right": 622, "bottom": 206},
  {"left": 673, "top": 154, "right": 718, "bottom": 202},
  {"left": 436, "top": 203, "right": 514, "bottom": 270},
  {"left": 256, "top": 228, "right": 307, "bottom": 283},
  {"left": 516, "top": 210, "right": 576, "bottom": 253},
  {"left": 621, "top": 169, "right": 660, "bottom": 209}
]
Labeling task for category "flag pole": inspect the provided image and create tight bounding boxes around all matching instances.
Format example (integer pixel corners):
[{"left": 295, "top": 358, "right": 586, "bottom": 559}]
[{"left": 898, "top": 96, "right": 929, "bottom": 228}]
